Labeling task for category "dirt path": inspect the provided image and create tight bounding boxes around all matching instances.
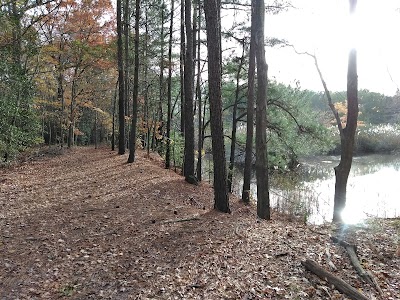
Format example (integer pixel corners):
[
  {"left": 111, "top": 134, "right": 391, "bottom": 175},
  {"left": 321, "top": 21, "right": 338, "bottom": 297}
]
[{"left": 0, "top": 147, "right": 399, "bottom": 299}]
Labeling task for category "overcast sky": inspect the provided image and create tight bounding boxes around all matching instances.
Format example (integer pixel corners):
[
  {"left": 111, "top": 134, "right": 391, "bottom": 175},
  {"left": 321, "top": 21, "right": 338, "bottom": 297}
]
[{"left": 264, "top": 0, "right": 400, "bottom": 96}]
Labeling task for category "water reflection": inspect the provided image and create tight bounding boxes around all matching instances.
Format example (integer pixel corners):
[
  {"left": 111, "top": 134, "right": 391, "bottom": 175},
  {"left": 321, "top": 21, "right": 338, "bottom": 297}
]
[{"left": 230, "top": 154, "right": 400, "bottom": 224}]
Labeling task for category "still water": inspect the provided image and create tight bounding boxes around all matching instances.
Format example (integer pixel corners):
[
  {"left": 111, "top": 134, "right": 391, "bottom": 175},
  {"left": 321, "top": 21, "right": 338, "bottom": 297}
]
[{"left": 230, "top": 154, "right": 400, "bottom": 224}]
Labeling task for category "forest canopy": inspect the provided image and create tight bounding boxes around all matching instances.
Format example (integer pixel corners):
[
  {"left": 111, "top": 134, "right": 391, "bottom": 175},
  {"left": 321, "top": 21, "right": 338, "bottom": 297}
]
[{"left": 1, "top": 0, "right": 399, "bottom": 164}]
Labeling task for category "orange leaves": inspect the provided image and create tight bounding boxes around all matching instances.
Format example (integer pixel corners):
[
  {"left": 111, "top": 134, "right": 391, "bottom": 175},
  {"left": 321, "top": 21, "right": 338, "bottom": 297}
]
[
  {"left": 81, "top": 101, "right": 94, "bottom": 109},
  {"left": 333, "top": 101, "right": 364, "bottom": 128},
  {"left": 138, "top": 118, "right": 164, "bottom": 139},
  {"left": 73, "top": 127, "right": 85, "bottom": 136}
]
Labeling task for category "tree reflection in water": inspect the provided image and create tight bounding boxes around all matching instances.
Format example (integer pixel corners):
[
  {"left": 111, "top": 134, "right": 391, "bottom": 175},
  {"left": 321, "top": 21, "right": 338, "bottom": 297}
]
[{"left": 229, "top": 154, "right": 400, "bottom": 224}]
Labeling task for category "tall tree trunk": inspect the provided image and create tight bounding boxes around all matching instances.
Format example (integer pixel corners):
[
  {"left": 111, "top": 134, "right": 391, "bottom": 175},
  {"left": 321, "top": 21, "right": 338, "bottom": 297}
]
[
  {"left": 68, "top": 100, "right": 74, "bottom": 148},
  {"left": 254, "top": 0, "right": 270, "bottom": 220},
  {"left": 117, "top": 0, "right": 126, "bottom": 154},
  {"left": 166, "top": 0, "right": 174, "bottom": 169},
  {"left": 204, "top": 0, "right": 230, "bottom": 213},
  {"left": 153, "top": 0, "right": 165, "bottom": 151},
  {"left": 94, "top": 110, "right": 98, "bottom": 149},
  {"left": 196, "top": 1, "right": 202, "bottom": 181},
  {"left": 124, "top": 0, "right": 130, "bottom": 149},
  {"left": 183, "top": 0, "right": 195, "bottom": 182},
  {"left": 192, "top": 0, "right": 197, "bottom": 92},
  {"left": 333, "top": 0, "right": 358, "bottom": 222},
  {"left": 68, "top": 70, "right": 78, "bottom": 148},
  {"left": 242, "top": 2, "right": 256, "bottom": 203},
  {"left": 57, "top": 65, "right": 65, "bottom": 148},
  {"left": 158, "top": 0, "right": 165, "bottom": 124},
  {"left": 127, "top": 0, "right": 141, "bottom": 163},
  {"left": 143, "top": 7, "right": 150, "bottom": 153},
  {"left": 228, "top": 41, "right": 245, "bottom": 192},
  {"left": 180, "top": 0, "right": 185, "bottom": 135},
  {"left": 111, "top": 81, "right": 118, "bottom": 151}
]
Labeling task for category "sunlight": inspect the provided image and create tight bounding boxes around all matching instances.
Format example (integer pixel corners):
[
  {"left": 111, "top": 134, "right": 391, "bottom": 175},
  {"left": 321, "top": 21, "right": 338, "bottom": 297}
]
[
  {"left": 341, "top": 206, "right": 365, "bottom": 225},
  {"left": 266, "top": 0, "right": 400, "bottom": 95}
]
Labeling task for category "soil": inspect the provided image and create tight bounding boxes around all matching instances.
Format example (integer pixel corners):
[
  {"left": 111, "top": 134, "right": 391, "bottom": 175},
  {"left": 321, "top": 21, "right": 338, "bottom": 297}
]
[{"left": 0, "top": 146, "right": 399, "bottom": 299}]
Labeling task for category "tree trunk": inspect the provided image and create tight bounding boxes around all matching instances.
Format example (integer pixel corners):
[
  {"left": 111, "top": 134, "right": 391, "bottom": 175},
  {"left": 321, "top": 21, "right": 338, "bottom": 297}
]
[
  {"left": 165, "top": 0, "right": 174, "bottom": 169},
  {"left": 94, "top": 110, "right": 98, "bottom": 149},
  {"left": 196, "top": 1, "right": 202, "bottom": 181},
  {"left": 242, "top": 2, "right": 256, "bottom": 203},
  {"left": 124, "top": 0, "right": 131, "bottom": 150},
  {"left": 68, "top": 72, "right": 78, "bottom": 148},
  {"left": 180, "top": 0, "right": 185, "bottom": 136},
  {"left": 143, "top": 8, "right": 150, "bottom": 154},
  {"left": 127, "top": 0, "right": 140, "bottom": 163},
  {"left": 254, "top": 0, "right": 270, "bottom": 220},
  {"left": 117, "top": 0, "right": 125, "bottom": 155},
  {"left": 57, "top": 42, "right": 65, "bottom": 149},
  {"left": 228, "top": 41, "right": 245, "bottom": 193},
  {"left": 204, "top": 0, "right": 230, "bottom": 213},
  {"left": 111, "top": 81, "right": 118, "bottom": 151},
  {"left": 158, "top": 0, "right": 165, "bottom": 125},
  {"left": 333, "top": 0, "right": 358, "bottom": 222},
  {"left": 183, "top": 0, "right": 195, "bottom": 182}
]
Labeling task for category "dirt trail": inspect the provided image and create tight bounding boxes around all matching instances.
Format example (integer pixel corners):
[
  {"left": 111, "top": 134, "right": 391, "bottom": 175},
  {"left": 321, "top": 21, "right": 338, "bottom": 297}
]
[{"left": 0, "top": 147, "right": 399, "bottom": 299}]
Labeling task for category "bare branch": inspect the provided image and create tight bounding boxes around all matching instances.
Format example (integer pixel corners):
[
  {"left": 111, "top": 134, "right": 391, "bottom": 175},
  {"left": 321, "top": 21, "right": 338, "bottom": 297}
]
[{"left": 284, "top": 43, "right": 344, "bottom": 141}]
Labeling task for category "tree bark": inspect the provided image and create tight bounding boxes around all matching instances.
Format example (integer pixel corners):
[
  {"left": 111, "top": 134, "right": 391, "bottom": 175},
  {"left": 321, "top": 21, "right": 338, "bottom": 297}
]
[
  {"left": 302, "top": 259, "right": 369, "bottom": 300},
  {"left": 68, "top": 67, "right": 79, "bottom": 148},
  {"left": 124, "top": 0, "right": 130, "bottom": 150},
  {"left": 333, "top": 1, "right": 358, "bottom": 222},
  {"left": 117, "top": 0, "right": 125, "bottom": 155},
  {"left": 180, "top": 0, "right": 185, "bottom": 136},
  {"left": 158, "top": 0, "right": 165, "bottom": 124},
  {"left": 111, "top": 81, "right": 118, "bottom": 151},
  {"left": 165, "top": 0, "right": 174, "bottom": 169},
  {"left": 242, "top": 2, "right": 256, "bottom": 203},
  {"left": 183, "top": 0, "right": 195, "bottom": 182},
  {"left": 127, "top": 0, "right": 140, "bottom": 163},
  {"left": 204, "top": 0, "right": 230, "bottom": 213},
  {"left": 196, "top": 2, "right": 203, "bottom": 181},
  {"left": 254, "top": 0, "right": 270, "bottom": 219},
  {"left": 330, "top": 236, "right": 379, "bottom": 289},
  {"left": 57, "top": 64, "right": 65, "bottom": 148},
  {"left": 228, "top": 41, "right": 245, "bottom": 193}
]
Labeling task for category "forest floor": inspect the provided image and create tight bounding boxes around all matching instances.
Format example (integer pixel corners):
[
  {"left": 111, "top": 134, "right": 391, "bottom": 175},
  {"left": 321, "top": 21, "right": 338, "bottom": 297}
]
[{"left": 0, "top": 146, "right": 399, "bottom": 300}]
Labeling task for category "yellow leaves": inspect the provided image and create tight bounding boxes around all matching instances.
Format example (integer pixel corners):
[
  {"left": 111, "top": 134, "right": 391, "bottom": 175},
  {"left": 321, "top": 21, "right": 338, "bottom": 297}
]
[
  {"left": 33, "top": 98, "right": 61, "bottom": 108},
  {"left": 33, "top": 69, "right": 57, "bottom": 97},
  {"left": 194, "top": 149, "right": 206, "bottom": 157},
  {"left": 42, "top": 44, "right": 61, "bottom": 55},
  {"left": 333, "top": 101, "right": 348, "bottom": 128},
  {"left": 332, "top": 100, "right": 363, "bottom": 128},
  {"left": 93, "top": 107, "right": 105, "bottom": 114},
  {"left": 334, "top": 101, "right": 348, "bottom": 115}
]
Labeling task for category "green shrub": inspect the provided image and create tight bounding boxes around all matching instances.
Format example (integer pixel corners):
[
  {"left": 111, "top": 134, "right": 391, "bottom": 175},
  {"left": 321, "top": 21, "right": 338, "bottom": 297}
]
[{"left": 356, "top": 124, "right": 400, "bottom": 154}]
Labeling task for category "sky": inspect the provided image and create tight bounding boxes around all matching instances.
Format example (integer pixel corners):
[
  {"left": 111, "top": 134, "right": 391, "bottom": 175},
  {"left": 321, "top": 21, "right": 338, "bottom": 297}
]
[{"left": 264, "top": 0, "right": 400, "bottom": 96}]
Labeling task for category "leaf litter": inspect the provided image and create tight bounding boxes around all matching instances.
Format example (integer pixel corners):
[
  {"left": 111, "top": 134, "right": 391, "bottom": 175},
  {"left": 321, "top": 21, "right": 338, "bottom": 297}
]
[{"left": 0, "top": 147, "right": 399, "bottom": 299}]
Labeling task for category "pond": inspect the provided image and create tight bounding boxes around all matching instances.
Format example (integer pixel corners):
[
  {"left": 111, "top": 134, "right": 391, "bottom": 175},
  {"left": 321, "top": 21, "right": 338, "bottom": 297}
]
[{"left": 228, "top": 154, "right": 400, "bottom": 224}]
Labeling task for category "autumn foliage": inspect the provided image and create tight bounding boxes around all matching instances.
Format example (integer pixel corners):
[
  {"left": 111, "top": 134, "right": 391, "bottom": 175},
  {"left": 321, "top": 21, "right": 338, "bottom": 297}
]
[{"left": 33, "top": 0, "right": 116, "bottom": 145}]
